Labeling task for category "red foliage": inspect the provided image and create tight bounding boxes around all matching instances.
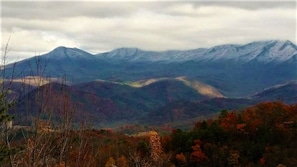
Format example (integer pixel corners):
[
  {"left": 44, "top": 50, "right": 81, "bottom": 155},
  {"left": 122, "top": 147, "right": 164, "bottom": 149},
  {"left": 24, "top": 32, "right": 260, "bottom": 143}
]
[
  {"left": 190, "top": 139, "right": 208, "bottom": 163},
  {"left": 259, "top": 157, "right": 266, "bottom": 165},
  {"left": 242, "top": 101, "right": 297, "bottom": 132},
  {"left": 220, "top": 112, "right": 237, "bottom": 132},
  {"left": 175, "top": 152, "right": 187, "bottom": 165},
  {"left": 190, "top": 151, "right": 208, "bottom": 163}
]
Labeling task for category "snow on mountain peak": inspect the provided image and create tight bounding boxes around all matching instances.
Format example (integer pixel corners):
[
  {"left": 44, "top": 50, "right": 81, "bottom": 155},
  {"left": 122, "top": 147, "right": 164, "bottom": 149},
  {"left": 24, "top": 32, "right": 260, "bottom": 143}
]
[
  {"left": 251, "top": 40, "right": 297, "bottom": 62},
  {"left": 107, "top": 47, "right": 140, "bottom": 59},
  {"left": 101, "top": 40, "right": 297, "bottom": 63},
  {"left": 45, "top": 46, "right": 94, "bottom": 60}
]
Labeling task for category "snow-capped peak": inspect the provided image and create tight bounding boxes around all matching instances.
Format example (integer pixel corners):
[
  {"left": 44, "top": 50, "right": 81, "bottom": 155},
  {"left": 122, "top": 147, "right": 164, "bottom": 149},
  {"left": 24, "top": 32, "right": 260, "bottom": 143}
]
[
  {"left": 45, "top": 46, "right": 94, "bottom": 60},
  {"left": 98, "top": 40, "right": 297, "bottom": 63}
]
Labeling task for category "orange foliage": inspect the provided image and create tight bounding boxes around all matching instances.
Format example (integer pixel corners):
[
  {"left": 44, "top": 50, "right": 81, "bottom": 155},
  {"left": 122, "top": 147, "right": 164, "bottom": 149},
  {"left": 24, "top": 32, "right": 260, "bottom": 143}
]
[
  {"left": 117, "top": 155, "right": 128, "bottom": 167},
  {"left": 220, "top": 112, "right": 237, "bottom": 132},
  {"left": 259, "top": 157, "right": 266, "bottom": 165},
  {"left": 53, "top": 162, "right": 65, "bottom": 167},
  {"left": 175, "top": 152, "right": 187, "bottom": 165},
  {"left": 190, "top": 139, "right": 208, "bottom": 163},
  {"left": 149, "top": 132, "right": 163, "bottom": 162},
  {"left": 105, "top": 157, "right": 116, "bottom": 167},
  {"left": 242, "top": 101, "right": 297, "bottom": 132},
  {"left": 190, "top": 151, "right": 208, "bottom": 163}
]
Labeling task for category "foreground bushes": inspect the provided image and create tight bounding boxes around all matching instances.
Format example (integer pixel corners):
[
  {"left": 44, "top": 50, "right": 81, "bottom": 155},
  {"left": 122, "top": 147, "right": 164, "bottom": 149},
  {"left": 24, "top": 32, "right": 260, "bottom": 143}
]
[{"left": 1, "top": 101, "right": 296, "bottom": 167}]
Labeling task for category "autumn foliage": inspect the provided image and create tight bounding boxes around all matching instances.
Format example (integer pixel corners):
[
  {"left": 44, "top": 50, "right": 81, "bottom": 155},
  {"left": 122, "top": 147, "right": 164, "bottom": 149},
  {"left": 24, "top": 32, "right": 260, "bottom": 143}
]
[
  {"left": 190, "top": 139, "right": 208, "bottom": 164},
  {"left": 1, "top": 101, "right": 297, "bottom": 167}
]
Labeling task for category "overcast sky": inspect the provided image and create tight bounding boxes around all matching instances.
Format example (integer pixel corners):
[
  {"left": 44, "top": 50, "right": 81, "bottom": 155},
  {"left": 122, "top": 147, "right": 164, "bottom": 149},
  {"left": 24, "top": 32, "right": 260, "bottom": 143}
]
[{"left": 1, "top": 0, "right": 296, "bottom": 63}]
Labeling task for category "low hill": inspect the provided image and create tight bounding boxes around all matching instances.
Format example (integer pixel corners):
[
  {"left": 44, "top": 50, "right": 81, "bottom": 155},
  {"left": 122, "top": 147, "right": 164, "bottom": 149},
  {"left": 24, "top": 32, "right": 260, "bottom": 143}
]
[
  {"left": 252, "top": 81, "right": 297, "bottom": 104},
  {"left": 10, "top": 77, "right": 224, "bottom": 127},
  {"left": 8, "top": 79, "right": 297, "bottom": 128}
]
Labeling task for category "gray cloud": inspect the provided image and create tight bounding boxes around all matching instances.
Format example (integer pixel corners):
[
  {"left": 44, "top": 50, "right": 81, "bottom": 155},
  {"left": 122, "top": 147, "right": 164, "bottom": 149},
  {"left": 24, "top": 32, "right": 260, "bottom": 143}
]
[
  {"left": 2, "top": 1, "right": 294, "bottom": 20},
  {"left": 191, "top": 1, "right": 296, "bottom": 10},
  {"left": 2, "top": 1, "right": 159, "bottom": 19},
  {"left": 1, "top": 0, "right": 296, "bottom": 63}
]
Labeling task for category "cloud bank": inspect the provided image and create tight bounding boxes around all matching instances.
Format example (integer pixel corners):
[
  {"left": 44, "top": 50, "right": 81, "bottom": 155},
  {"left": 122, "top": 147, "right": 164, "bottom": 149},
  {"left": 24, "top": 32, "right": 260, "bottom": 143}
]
[{"left": 1, "top": 1, "right": 296, "bottom": 62}]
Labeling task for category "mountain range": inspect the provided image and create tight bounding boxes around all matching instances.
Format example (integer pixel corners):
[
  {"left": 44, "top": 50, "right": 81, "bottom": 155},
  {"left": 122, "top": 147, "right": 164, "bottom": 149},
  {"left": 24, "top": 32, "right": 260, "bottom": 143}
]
[
  {"left": 2, "top": 40, "right": 297, "bottom": 128},
  {"left": 3, "top": 40, "right": 296, "bottom": 97}
]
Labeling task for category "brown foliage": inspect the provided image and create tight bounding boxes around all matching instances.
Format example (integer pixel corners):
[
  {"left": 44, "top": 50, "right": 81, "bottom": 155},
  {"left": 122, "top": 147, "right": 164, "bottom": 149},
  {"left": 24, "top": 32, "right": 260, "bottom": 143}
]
[
  {"left": 175, "top": 152, "right": 187, "bottom": 166},
  {"left": 190, "top": 139, "right": 208, "bottom": 164}
]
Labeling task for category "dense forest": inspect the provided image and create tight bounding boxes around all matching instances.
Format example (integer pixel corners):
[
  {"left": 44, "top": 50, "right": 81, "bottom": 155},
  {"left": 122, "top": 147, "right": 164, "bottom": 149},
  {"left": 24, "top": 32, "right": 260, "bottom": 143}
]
[{"left": 1, "top": 101, "right": 297, "bottom": 167}]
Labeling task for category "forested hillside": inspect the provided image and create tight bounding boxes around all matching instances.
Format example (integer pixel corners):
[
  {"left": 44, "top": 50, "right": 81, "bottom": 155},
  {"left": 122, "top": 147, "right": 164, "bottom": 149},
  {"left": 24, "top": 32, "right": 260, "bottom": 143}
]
[{"left": 1, "top": 101, "right": 296, "bottom": 167}]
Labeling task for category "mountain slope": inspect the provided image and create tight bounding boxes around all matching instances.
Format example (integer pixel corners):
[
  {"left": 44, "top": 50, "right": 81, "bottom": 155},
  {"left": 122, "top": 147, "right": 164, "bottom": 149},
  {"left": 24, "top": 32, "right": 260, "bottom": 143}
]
[
  {"left": 73, "top": 77, "right": 222, "bottom": 111},
  {"left": 99, "top": 40, "right": 296, "bottom": 63},
  {"left": 9, "top": 79, "right": 297, "bottom": 128},
  {"left": 2, "top": 40, "right": 296, "bottom": 97},
  {"left": 9, "top": 77, "right": 223, "bottom": 126},
  {"left": 4, "top": 46, "right": 110, "bottom": 82},
  {"left": 252, "top": 81, "right": 297, "bottom": 104},
  {"left": 145, "top": 98, "right": 257, "bottom": 126},
  {"left": 128, "top": 76, "right": 224, "bottom": 98},
  {"left": 10, "top": 82, "right": 138, "bottom": 126},
  {"left": 145, "top": 80, "right": 297, "bottom": 126}
]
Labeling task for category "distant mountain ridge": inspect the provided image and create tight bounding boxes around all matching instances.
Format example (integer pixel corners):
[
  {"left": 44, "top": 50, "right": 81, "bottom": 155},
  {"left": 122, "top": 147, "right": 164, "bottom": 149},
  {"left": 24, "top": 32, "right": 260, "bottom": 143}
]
[
  {"left": 99, "top": 40, "right": 296, "bottom": 63},
  {"left": 11, "top": 40, "right": 296, "bottom": 64},
  {"left": 9, "top": 78, "right": 296, "bottom": 127},
  {"left": 2, "top": 40, "right": 296, "bottom": 97}
]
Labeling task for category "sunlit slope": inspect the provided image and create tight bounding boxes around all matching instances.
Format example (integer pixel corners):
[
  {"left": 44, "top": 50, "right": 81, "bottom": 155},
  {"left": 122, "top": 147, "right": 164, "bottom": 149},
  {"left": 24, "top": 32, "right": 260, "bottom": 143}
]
[{"left": 128, "top": 76, "right": 224, "bottom": 98}]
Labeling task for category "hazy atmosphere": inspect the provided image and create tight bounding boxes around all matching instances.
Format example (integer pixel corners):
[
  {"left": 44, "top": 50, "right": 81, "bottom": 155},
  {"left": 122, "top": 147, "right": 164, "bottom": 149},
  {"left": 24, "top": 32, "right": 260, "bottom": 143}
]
[
  {"left": 1, "top": 1, "right": 297, "bottom": 167},
  {"left": 1, "top": 0, "right": 296, "bottom": 63}
]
